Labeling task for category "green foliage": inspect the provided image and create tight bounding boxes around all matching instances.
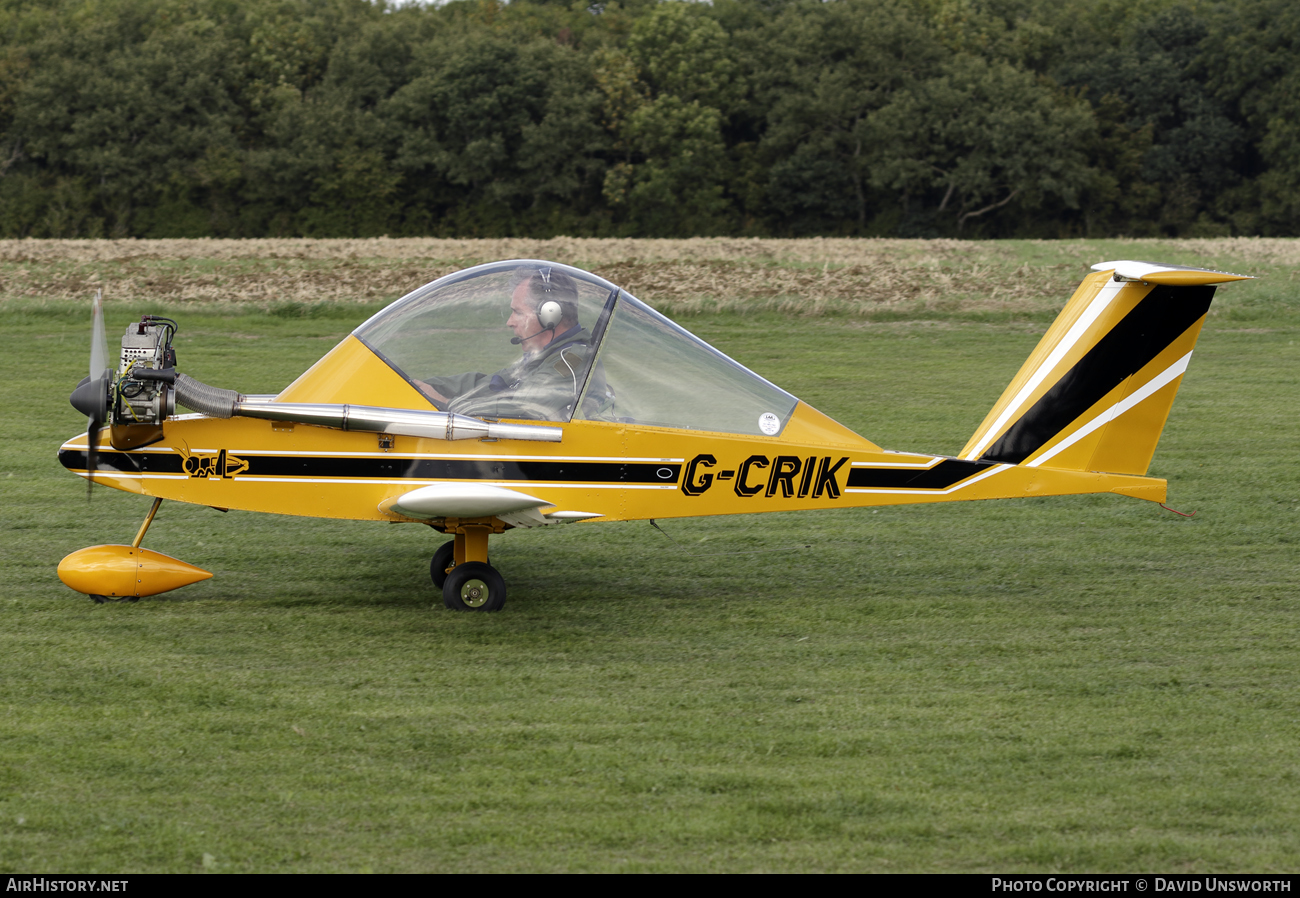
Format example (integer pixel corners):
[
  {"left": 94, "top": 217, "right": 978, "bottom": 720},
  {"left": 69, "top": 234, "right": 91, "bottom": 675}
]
[
  {"left": 386, "top": 25, "right": 607, "bottom": 235},
  {"left": 1204, "top": 0, "right": 1300, "bottom": 235},
  {"left": 594, "top": 3, "right": 738, "bottom": 234},
  {"left": 1, "top": 0, "right": 1299, "bottom": 236},
  {"left": 1053, "top": 3, "right": 1247, "bottom": 236},
  {"left": 759, "top": 0, "right": 946, "bottom": 232},
  {"left": 869, "top": 54, "right": 1095, "bottom": 233}
]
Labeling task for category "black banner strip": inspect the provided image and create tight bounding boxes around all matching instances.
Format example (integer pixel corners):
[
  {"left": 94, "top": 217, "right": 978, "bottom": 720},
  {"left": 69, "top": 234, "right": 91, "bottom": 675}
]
[{"left": 58, "top": 449, "right": 680, "bottom": 485}]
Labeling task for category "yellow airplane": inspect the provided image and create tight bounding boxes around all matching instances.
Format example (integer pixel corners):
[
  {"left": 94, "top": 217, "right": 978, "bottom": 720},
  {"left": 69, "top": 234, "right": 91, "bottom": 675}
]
[{"left": 58, "top": 258, "right": 1250, "bottom": 611}]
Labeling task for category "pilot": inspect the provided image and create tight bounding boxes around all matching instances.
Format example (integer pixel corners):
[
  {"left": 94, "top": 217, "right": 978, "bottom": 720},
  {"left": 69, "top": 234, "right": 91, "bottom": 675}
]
[{"left": 417, "top": 267, "right": 610, "bottom": 421}]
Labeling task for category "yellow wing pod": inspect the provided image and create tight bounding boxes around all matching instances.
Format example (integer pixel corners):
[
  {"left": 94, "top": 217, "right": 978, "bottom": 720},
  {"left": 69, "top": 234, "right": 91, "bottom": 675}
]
[{"left": 58, "top": 545, "right": 212, "bottom": 598}]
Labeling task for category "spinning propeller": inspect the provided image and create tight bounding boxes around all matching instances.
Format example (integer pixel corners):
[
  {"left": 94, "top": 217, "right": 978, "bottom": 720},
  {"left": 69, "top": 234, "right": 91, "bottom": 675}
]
[{"left": 68, "top": 290, "right": 111, "bottom": 494}]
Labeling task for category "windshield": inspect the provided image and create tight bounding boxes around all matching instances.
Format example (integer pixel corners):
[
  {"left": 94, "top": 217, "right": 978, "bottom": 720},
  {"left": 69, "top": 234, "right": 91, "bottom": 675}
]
[{"left": 354, "top": 260, "right": 798, "bottom": 435}]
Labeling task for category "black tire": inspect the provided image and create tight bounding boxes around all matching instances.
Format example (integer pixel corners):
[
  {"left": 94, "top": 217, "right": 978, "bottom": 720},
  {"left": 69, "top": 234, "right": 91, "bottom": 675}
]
[
  {"left": 442, "top": 561, "right": 506, "bottom": 612},
  {"left": 430, "top": 541, "right": 455, "bottom": 588},
  {"left": 431, "top": 541, "right": 490, "bottom": 589}
]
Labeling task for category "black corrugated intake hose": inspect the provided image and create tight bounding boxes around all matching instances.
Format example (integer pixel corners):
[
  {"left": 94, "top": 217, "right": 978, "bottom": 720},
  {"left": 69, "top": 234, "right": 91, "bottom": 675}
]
[{"left": 174, "top": 373, "right": 241, "bottom": 418}]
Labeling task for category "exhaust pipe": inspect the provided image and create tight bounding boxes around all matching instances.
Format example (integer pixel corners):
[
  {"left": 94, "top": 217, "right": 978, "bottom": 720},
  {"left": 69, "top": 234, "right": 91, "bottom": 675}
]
[{"left": 173, "top": 373, "right": 561, "bottom": 443}]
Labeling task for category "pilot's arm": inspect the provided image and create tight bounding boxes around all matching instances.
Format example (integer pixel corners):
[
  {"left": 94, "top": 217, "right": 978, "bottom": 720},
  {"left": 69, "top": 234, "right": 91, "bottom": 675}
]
[{"left": 416, "top": 372, "right": 490, "bottom": 408}]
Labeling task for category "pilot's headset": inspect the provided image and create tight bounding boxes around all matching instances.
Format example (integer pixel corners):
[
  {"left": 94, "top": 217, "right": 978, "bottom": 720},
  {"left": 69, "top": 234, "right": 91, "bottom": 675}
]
[
  {"left": 534, "top": 267, "right": 564, "bottom": 331},
  {"left": 511, "top": 267, "right": 565, "bottom": 345}
]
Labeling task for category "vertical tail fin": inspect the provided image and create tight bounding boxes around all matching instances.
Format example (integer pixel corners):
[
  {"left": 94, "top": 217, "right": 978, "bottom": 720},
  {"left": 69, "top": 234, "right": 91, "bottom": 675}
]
[{"left": 959, "top": 261, "right": 1250, "bottom": 476}]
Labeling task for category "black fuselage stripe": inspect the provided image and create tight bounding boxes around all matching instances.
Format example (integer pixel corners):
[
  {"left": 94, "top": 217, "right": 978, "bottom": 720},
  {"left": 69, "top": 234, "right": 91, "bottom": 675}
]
[
  {"left": 981, "top": 284, "right": 1214, "bottom": 465},
  {"left": 57, "top": 449, "right": 680, "bottom": 484},
  {"left": 846, "top": 458, "right": 995, "bottom": 490},
  {"left": 64, "top": 448, "right": 999, "bottom": 493}
]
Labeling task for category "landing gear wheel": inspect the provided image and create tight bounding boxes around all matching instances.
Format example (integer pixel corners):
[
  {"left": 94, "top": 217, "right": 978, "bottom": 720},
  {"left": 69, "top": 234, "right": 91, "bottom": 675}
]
[
  {"left": 442, "top": 562, "right": 506, "bottom": 612},
  {"left": 90, "top": 594, "right": 107, "bottom": 604},
  {"left": 431, "top": 541, "right": 490, "bottom": 589},
  {"left": 431, "top": 541, "right": 491, "bottom": 589},
  {"left": 430, "top": 541, "right": 455, "bottom": 588}
]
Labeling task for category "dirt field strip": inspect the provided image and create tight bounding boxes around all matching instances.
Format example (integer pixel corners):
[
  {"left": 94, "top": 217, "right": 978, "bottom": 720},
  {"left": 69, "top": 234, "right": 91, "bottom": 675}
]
[{"left": 1, "top": 237, "right": 1293, "bottom": 317}]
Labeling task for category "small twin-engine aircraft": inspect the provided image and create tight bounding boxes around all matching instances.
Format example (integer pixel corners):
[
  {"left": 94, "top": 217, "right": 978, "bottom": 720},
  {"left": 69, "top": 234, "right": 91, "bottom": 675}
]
[{"left": 58, "top": 258, "right": 1249, "bottom": 611}]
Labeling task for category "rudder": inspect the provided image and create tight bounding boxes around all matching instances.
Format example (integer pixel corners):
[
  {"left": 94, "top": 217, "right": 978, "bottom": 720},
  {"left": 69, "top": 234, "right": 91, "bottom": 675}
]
[{"left": 959, "top": 261, "right": 1249, "bottom": 476}]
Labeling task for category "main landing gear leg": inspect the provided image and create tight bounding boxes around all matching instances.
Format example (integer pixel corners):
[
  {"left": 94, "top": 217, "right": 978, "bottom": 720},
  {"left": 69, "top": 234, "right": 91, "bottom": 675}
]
[
  {"left": 429, "top": 527, "right": 492, "bottom": 589},
  {"left": 435, "top": 521, "right": 507, "bottom": 612},
  {"left": 133, "top": 497, "right": 163, "bottom": 549}
]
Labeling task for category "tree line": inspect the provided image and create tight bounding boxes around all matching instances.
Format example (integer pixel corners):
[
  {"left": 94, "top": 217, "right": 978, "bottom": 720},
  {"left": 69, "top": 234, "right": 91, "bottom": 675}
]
[{"left": 1, "top": 0, "right": 1297, "bottom": 239}]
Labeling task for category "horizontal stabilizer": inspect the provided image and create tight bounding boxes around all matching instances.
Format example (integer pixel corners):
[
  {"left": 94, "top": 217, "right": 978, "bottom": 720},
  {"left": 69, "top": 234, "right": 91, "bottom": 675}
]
[{"left": 1091, "top": 261, "right": 1251, "bottom": 286}]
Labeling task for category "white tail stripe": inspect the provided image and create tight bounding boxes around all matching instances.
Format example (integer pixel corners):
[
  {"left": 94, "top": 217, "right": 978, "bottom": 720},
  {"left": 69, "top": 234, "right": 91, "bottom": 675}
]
[
  {"left": 1026, "top": 351, "right": 1193, "bottom": 469},
  {"left": 964, "top": 278, "right": 1125, "bottom": 460},
  {"left": 851, "top": 456, "right": 942, "bottom": 469}
]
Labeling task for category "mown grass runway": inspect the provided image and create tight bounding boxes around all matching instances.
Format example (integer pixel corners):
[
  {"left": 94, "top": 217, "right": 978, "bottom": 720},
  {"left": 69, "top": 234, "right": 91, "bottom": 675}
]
[{"left": 1, "top": 240, "right": 1297, "bottom": 872}]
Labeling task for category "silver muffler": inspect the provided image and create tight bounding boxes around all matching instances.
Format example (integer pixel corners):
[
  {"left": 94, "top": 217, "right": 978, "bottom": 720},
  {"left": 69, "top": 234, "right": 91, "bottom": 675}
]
[{"left": 174, "top": 375, "right": 561, "bottom": 443}]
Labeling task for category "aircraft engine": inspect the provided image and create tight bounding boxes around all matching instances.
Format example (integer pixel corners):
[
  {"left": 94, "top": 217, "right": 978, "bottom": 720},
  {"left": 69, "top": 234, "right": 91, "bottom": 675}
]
[
  {"left": 113, "top": 316, "right": 177, "bottom": 425},
  {"left": 69, "top": 314, "right": 178, "bottom": 451}
]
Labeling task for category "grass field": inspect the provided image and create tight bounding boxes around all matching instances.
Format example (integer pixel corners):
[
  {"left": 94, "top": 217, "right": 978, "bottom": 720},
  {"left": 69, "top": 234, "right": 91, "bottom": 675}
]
[{"left": 1, "top": 239, "right": 1297, "bottom": 872}]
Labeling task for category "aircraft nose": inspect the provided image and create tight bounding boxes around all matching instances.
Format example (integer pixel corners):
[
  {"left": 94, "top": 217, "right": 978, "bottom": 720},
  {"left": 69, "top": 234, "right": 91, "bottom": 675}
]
[{"left": 71, "top": 372, "right": 109, "bottom": 419}]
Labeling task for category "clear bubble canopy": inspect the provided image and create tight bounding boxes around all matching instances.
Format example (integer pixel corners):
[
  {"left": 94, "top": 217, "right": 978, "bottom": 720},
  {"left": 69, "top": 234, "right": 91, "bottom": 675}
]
[{"left": 354, "top": 260, "right": 797, "bottom": 436}]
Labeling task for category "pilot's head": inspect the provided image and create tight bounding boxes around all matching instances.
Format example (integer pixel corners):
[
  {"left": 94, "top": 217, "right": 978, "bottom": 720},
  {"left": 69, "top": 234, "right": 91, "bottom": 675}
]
[{"left": 508, "top": 267, "right": 579, "bottom": 351}]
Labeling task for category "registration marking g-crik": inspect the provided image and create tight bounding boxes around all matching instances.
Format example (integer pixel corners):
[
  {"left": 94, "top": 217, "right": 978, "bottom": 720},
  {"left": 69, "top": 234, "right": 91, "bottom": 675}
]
[{"left": 681, "top": 453, "right": 849, "bottom": 499}]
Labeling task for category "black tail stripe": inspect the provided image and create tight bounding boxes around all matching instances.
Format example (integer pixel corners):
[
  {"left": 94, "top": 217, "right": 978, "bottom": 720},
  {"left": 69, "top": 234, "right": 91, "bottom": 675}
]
[
  {"left": 981, "top": 284, "right": 1214, "bottom": 465},
  {"left": 846, "top": 458, "right": 995, "bottom": 490},
  {"left": 58, "top": 449, "right": 680, "bottom": 485}
]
